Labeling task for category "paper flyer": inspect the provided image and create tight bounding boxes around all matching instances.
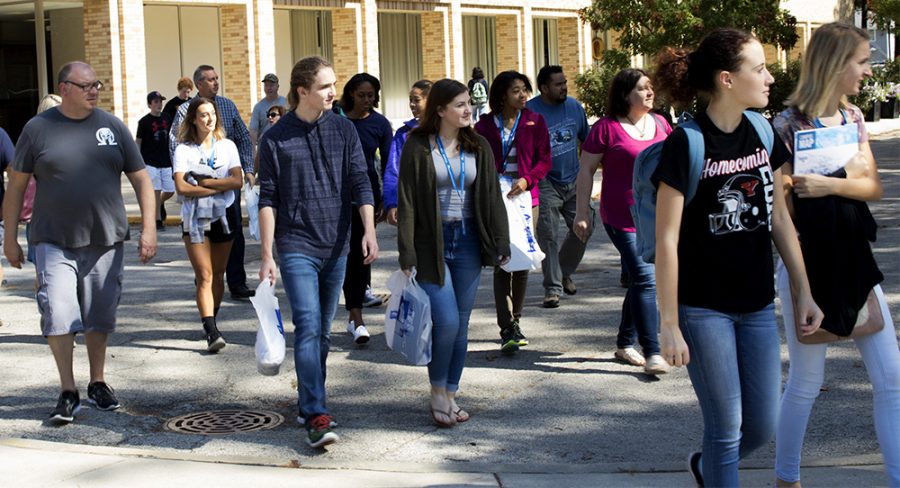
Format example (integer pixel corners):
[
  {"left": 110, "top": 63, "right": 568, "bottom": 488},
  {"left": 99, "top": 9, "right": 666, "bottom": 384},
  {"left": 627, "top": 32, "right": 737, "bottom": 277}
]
[{"left": 793, "top": 123, "right": 859, "bottom": 176}]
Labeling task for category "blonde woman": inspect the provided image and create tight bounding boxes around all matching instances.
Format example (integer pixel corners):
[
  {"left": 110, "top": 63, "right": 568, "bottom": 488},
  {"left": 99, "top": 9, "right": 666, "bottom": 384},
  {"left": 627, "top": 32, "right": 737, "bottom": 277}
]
[
  {"left": 173, "top": 97, "right": 243, "bottom": 352},
  {"left": 771, "top": 22, "right": 899, "bottom": 488}
]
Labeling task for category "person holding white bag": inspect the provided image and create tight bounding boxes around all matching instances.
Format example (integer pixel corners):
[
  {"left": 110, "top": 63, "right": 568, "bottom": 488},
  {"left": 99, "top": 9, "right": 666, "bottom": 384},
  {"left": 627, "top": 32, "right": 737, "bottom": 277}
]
[
  {"left": 474, "top": 71, "right": 551, "bottom": 354},
  {"left": 771, "top": 22, "right": 900, "bottom": 488},
  {"left": 397, "top": 79, "right": 510, "bottom": 428}
]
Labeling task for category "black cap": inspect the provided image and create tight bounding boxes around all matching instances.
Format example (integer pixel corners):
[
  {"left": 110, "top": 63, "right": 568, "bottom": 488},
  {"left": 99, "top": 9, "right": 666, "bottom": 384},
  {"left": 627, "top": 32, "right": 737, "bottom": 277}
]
[{"left": 147, "top": 91, "right": 166, "bottom": 103}]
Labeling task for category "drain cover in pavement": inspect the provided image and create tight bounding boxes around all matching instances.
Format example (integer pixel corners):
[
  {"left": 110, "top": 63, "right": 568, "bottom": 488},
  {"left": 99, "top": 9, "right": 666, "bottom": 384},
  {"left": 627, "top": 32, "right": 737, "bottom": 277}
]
[{"left": 165, "top": 409, "right": 284, "bottom": 435}]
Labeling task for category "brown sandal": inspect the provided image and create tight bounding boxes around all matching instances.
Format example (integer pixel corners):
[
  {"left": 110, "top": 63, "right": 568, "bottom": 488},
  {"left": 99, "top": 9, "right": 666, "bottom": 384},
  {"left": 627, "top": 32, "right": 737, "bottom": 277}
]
[
  {"left": 453, "top": 408, "right": 470, "bottom": 423},
  {"left": 431, "top": 407, "right": 455, "bottom": 428}
]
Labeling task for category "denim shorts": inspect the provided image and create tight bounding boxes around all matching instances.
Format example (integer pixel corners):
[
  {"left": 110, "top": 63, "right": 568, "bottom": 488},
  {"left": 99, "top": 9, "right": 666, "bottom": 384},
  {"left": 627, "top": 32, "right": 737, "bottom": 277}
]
[{"left": 35, "top": 242, "right": 124, "bottom": 336}]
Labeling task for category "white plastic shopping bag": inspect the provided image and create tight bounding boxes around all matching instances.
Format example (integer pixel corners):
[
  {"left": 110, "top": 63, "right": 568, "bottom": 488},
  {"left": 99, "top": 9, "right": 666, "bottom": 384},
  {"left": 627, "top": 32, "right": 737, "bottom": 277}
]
[
  {"left": 384, "top": 268, "right": 433, "bottom": 365},
  {"left": 499, "top": 176, "right": 545, "bottom": 272},
  {"left": 250, "top": 279, "right": 285, "bottom": 375},
  {"left": 244, "top": 182, "right": 260, "bottom": 240}
]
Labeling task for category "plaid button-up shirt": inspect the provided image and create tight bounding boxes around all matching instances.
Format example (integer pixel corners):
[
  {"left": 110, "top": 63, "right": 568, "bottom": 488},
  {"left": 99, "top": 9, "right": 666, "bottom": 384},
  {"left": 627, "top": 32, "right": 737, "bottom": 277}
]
[{"left": 168, "top": 95, "right": 253, "bottom": 173}]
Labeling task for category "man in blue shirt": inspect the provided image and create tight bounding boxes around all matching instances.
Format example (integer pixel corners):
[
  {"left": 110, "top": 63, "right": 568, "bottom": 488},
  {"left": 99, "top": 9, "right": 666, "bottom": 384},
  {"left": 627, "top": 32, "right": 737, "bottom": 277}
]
[{"left": 526, "top": 66, "right": 594, "bottom": 308}]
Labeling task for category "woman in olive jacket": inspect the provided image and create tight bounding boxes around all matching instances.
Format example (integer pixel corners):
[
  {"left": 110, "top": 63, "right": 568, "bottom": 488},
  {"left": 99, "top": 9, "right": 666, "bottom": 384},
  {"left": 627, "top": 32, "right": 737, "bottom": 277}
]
[{"left": 397, "top": 79, "right": 510, "bottom": 428}]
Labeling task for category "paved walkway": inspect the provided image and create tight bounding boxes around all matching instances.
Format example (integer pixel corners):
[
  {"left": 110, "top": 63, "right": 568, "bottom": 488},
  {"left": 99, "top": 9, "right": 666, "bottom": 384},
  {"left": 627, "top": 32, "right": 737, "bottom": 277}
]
[{"left": 0, "top": 131, "right": 897, "bottom": 487}]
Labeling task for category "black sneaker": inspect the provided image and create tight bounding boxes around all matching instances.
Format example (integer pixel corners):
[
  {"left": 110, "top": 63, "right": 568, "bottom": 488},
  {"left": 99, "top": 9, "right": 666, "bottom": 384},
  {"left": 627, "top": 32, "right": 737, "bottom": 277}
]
[
  {"left": 204, "top": 326, "right": 226, "bottom": 352},
  {"left": 230, "top": 285, "right": 255, "bottom": 300},
  {"left": 562, "top": 276, "right": 577, "bottom": 295},
  {"left": 156, "top": 220, "right": 165, "bottom": 231},
  {"left": 688, "top": 451, "right": 704, "bottom": 487},
  {"left": 49, "top": 390, "right": 81, "bottom": 424},
  {"left": 512, "top": 322, "right": 528, "bottom": 347},
  {"left": 87, "top": 382, "right": 121, "bottom": 411},
  {"left": 500, "top": 327, "right": 519, "bottom": 355},
  {"left": 306, "top": 414, "right": 339, "bottom": 448}
]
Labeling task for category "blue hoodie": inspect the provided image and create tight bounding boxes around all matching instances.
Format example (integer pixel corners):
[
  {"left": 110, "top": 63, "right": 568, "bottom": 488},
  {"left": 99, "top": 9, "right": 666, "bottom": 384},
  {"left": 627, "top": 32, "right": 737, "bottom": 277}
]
[
  {"left": 383, "top": 118, "right": 418, "bottom": 210},
  {"left": 257, "top": 110, "right": 374, "bottom": 259}
]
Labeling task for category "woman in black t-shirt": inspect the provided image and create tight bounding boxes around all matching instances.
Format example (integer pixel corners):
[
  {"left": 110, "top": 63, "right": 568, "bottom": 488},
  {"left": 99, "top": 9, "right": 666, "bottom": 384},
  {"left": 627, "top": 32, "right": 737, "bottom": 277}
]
[{"left": 652, "top": 28, "right": 823, "bottom": 487}]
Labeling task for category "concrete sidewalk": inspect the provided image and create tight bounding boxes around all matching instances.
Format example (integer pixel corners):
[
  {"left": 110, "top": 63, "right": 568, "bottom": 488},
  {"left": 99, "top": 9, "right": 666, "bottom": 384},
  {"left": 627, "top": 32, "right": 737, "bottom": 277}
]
[
  {"left": 0, "top": 438, "right": 888, "bottom": 487},
  {"left": 1, "top": 132, "right": 897, "bottom": 487}
]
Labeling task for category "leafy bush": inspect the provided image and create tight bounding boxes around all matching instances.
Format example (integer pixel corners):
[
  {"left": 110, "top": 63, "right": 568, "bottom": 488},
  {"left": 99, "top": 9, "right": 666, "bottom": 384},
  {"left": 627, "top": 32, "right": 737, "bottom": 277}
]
[
  {"left": 764, "top": 59, "right": 801, "bottom": 117},
  {"left": 573, "top": 50, "right": 630, "bottom": 118}
]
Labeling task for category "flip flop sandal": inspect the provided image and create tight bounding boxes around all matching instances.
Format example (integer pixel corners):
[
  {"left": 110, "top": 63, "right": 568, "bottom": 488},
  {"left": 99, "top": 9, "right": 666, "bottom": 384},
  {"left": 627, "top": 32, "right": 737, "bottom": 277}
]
[
  {"left": 453, "top": 408, "right": 470, "bottom": 423},
  {"left": 431, "top": 407, "right": 455, "bottom": 428}
]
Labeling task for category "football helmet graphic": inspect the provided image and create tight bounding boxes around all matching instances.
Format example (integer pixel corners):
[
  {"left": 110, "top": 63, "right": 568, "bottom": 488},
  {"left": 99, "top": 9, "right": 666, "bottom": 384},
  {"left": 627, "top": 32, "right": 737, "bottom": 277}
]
[{"left": 708, "top": 174, "right": 766, "bottom": 235}]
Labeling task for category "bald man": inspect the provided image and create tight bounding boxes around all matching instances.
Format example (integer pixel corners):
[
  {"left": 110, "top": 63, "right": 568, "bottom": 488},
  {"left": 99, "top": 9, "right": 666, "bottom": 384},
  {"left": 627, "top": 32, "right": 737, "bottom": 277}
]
[{"left": 2, "top": 61, "right": 157, "bottom": 424}]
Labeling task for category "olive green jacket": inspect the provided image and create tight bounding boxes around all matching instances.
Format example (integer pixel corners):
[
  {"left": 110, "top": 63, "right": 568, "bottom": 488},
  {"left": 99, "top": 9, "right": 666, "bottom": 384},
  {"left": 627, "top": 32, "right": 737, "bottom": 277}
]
[{"left": 397, "top": 131, "right": 510, "bottom": 286}]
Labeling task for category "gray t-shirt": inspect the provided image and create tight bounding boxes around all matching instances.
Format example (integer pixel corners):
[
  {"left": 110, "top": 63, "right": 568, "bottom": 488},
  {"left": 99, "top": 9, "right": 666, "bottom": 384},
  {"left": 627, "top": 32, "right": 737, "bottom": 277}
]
[
  {"left": 431, "top": 145, "right": 476, "bottom": 221},
  {"left": 12, "top": 107, "right": 145, "bottom": 248},
  {"left": 250, "top": 95, "right": 287, "bottom": 139}
]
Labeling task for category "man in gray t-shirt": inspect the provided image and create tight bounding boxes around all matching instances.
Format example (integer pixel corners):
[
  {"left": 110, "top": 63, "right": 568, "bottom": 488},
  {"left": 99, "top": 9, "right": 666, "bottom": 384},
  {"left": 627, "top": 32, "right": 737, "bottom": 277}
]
[{"left": 2, "top": 61, "right": 157, "bottom": 425}]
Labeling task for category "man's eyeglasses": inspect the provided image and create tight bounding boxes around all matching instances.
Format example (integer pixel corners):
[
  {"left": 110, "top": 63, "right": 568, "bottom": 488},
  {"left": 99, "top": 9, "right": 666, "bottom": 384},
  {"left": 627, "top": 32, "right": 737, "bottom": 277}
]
[
  {"left": 267, "top": 112, "right": 280, "bottom": 119},
  {"left": 64, "top": 80, "right": 104, "bottom": 92}
]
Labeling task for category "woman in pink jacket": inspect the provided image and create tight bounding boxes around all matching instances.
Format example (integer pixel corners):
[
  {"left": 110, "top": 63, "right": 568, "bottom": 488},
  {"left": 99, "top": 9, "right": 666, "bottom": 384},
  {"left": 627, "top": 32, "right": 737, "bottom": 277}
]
[{"left": 475, "top": 70, "right": 551, "bottom": 354}]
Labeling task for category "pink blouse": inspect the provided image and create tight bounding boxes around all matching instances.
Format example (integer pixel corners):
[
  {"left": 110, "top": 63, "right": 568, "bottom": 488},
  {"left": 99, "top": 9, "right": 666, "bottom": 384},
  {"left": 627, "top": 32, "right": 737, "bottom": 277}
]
[{"left": 582, "top": 114, "right": 672, "bottom": 231}]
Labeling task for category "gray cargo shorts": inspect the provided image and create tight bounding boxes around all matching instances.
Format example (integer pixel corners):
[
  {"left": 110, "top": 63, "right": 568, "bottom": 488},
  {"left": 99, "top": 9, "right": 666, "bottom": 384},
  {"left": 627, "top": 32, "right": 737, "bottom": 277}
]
[{"left": 34, "top": 242, "right": 125, "bottom": 336}]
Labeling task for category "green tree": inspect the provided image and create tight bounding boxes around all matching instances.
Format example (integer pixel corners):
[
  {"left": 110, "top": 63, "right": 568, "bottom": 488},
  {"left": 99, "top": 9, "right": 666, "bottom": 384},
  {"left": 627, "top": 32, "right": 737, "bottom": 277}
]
[
  {"left": 574, "top": 0, "right": 800, "bottom": 116},
  {"left": 871, "top": 0, "right": 900, "bottom": 25}
]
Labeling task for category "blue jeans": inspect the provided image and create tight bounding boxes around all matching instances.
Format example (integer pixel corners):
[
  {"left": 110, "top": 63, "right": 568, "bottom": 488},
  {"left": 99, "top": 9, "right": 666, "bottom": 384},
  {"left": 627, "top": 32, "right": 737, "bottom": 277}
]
[
  {"left": 679, "top": 303, "right": 781, "bottom": 488},
  {"left": 279, "top": 252, "right": 347, "bottom": 419},
  {"left": 603, "top": 224, "right": 659, "bottom": 356},
  {"left": 419, "top": 220, "right": 483, "bottom": 392}
]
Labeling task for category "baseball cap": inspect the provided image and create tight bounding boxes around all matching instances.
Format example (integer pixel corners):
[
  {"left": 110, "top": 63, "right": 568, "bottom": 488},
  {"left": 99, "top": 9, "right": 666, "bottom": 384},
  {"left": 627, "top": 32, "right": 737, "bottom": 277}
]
[
  {"left": 262, "top": 73, "right": 279, "bottom": 84},
  {"left": 147, "top": 91, "right": 166, "bottom": 103}
]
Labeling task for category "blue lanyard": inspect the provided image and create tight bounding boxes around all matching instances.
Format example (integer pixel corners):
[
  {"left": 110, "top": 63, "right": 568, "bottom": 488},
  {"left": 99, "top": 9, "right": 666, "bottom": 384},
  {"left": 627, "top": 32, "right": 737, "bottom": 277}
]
[
  {"left": 496, "top": 111, "right": 521, "bottom": 170},
  {"left": 435, "top": 136, "right": 465, "bottom": 202},
  {"left": 200, "top": 136, "right": 218, "bottom": 169},
  {"left": 812, "top": 109, "right": 848, "bottom": 129}
]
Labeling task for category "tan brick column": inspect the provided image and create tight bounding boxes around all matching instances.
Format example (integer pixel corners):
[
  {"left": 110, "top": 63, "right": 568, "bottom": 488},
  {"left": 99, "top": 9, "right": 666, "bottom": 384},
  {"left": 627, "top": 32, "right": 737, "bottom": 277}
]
[
  {"left": 253, "top": 0, "right": 277, "bottom": 102},
  {"left": 522, "top": 5, "right": 534, "bottom": 81},
  {"left": 220, "top": 4, "right": 253, "bottom": 122},
  {"left": 448, "top": 0, "right": 464, "bottom": 80},
  {"left": 332, "top": 8, "right": 362, "bottom": 94},
  {"left": 360, "top": 0, "right": 380, "bottom": 77},
  {"left": 558, "top": 16, "right": 580, "bottom": 94},
  {"left": 496, "top": 15, "right": 521, "bottom": 72},
  {"left": 421, "top": 11, "right": 448, "bottom": 81},
  {"left": 83, "top": 0, "right": 147, "bottom": 130}
]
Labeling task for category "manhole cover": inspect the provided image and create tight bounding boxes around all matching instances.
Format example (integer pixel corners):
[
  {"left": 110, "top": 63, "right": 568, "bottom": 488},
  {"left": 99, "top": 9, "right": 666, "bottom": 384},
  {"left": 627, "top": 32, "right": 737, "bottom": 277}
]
[{"left": 165, "top": 410, "right": 284, "bottom": 435}]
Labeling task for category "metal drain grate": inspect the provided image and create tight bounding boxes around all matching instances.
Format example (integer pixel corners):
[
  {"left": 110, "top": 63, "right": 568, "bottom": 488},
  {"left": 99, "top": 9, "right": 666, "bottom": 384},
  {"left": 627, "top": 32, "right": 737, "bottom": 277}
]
[{"left": 165, "top": 409, "right": 284, "bottom": 435}]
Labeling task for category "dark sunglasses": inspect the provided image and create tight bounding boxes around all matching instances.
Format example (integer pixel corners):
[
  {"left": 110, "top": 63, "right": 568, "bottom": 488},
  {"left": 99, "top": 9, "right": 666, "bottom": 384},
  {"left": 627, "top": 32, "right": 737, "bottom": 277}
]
[{"left": 267, "top": 112, "right": 280, "bottom": 119}]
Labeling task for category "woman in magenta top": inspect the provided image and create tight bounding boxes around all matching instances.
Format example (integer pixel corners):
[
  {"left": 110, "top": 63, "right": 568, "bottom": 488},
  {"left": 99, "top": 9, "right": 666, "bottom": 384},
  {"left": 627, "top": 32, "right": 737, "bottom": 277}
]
[
  {"left": 474, "top": 70, "right": 551, "bottom": 355},
  {"left": 574, "top": 68, "right": 671, "bottom": 374}
]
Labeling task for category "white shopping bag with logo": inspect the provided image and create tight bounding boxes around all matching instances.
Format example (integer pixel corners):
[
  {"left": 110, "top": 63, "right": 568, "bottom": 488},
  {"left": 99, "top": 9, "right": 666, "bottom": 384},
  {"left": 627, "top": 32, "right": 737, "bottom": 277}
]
[
  {"left": 499, "top": 176, "right": 545, "bottom": 272},
  {"left": 384, "top": 268, "right": 433, "bottom": 366},
  {"left": 250, "top": 279, "right": 285, "bottom": 375},
  {"left": 244, "top": 182, "right": 260, "bottom": 240}
]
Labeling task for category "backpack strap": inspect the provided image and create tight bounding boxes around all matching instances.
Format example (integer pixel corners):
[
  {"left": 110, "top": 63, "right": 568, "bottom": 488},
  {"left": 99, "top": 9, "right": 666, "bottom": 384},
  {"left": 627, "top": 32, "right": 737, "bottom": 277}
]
[
  {"left": 743, "top": 110, "right": 774, "bottom": 154},
  {"left": 681, "top": 119, "right": 705, "bottom": 204}
]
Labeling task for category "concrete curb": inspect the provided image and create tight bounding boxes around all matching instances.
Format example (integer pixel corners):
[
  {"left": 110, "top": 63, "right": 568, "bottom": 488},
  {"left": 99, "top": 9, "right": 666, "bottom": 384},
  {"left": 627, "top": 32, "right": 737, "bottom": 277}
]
[{"left": 0, "top": 437, "right": 885, "bottom": 475}]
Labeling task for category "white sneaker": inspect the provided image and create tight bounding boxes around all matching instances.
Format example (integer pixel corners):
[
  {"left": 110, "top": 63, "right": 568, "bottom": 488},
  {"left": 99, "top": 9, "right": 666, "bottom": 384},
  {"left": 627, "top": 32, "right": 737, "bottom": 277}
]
[
  {"left": 347, "top": 320, "right": 370, "bottom": 344},
  {"left": 363, "top": 286, "right": 383, "bottom": 307},
  {"left": 614, "top": 347, "right": 646, "bottom": 366},
  {"left": 644, "top": 354, "right": 670, "bottom": 375}
]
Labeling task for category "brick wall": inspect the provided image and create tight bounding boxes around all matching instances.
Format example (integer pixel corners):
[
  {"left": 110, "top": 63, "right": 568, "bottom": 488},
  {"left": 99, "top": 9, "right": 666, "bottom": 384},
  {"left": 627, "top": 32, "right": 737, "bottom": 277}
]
[
  {"left": 496, "top": 15, "right": 520, "bottom": 72},
  {"left": 117, "top": 0, "right": 148, "bottom": 128},
  {"left": 83, "top": 0, "right": 115, "bottom": 111},
  {"left": 221, "top": 4, "right": 253, "bottom": 121},
  {"left": 332, "top": 8, "right": 360, "bottom": 94},
  {"left": 421, "top": 11, "right": 447, "bottom": 81},
  {"left": 557, "top": 16, "right": 579, "bottom": 95}
]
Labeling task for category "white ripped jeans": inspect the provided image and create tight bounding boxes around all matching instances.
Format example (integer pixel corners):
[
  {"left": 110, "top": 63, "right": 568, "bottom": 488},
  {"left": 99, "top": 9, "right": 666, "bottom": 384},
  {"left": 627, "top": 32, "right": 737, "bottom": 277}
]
[{"left": 775, "top": 261, "right": 900, "bottom": 486}]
